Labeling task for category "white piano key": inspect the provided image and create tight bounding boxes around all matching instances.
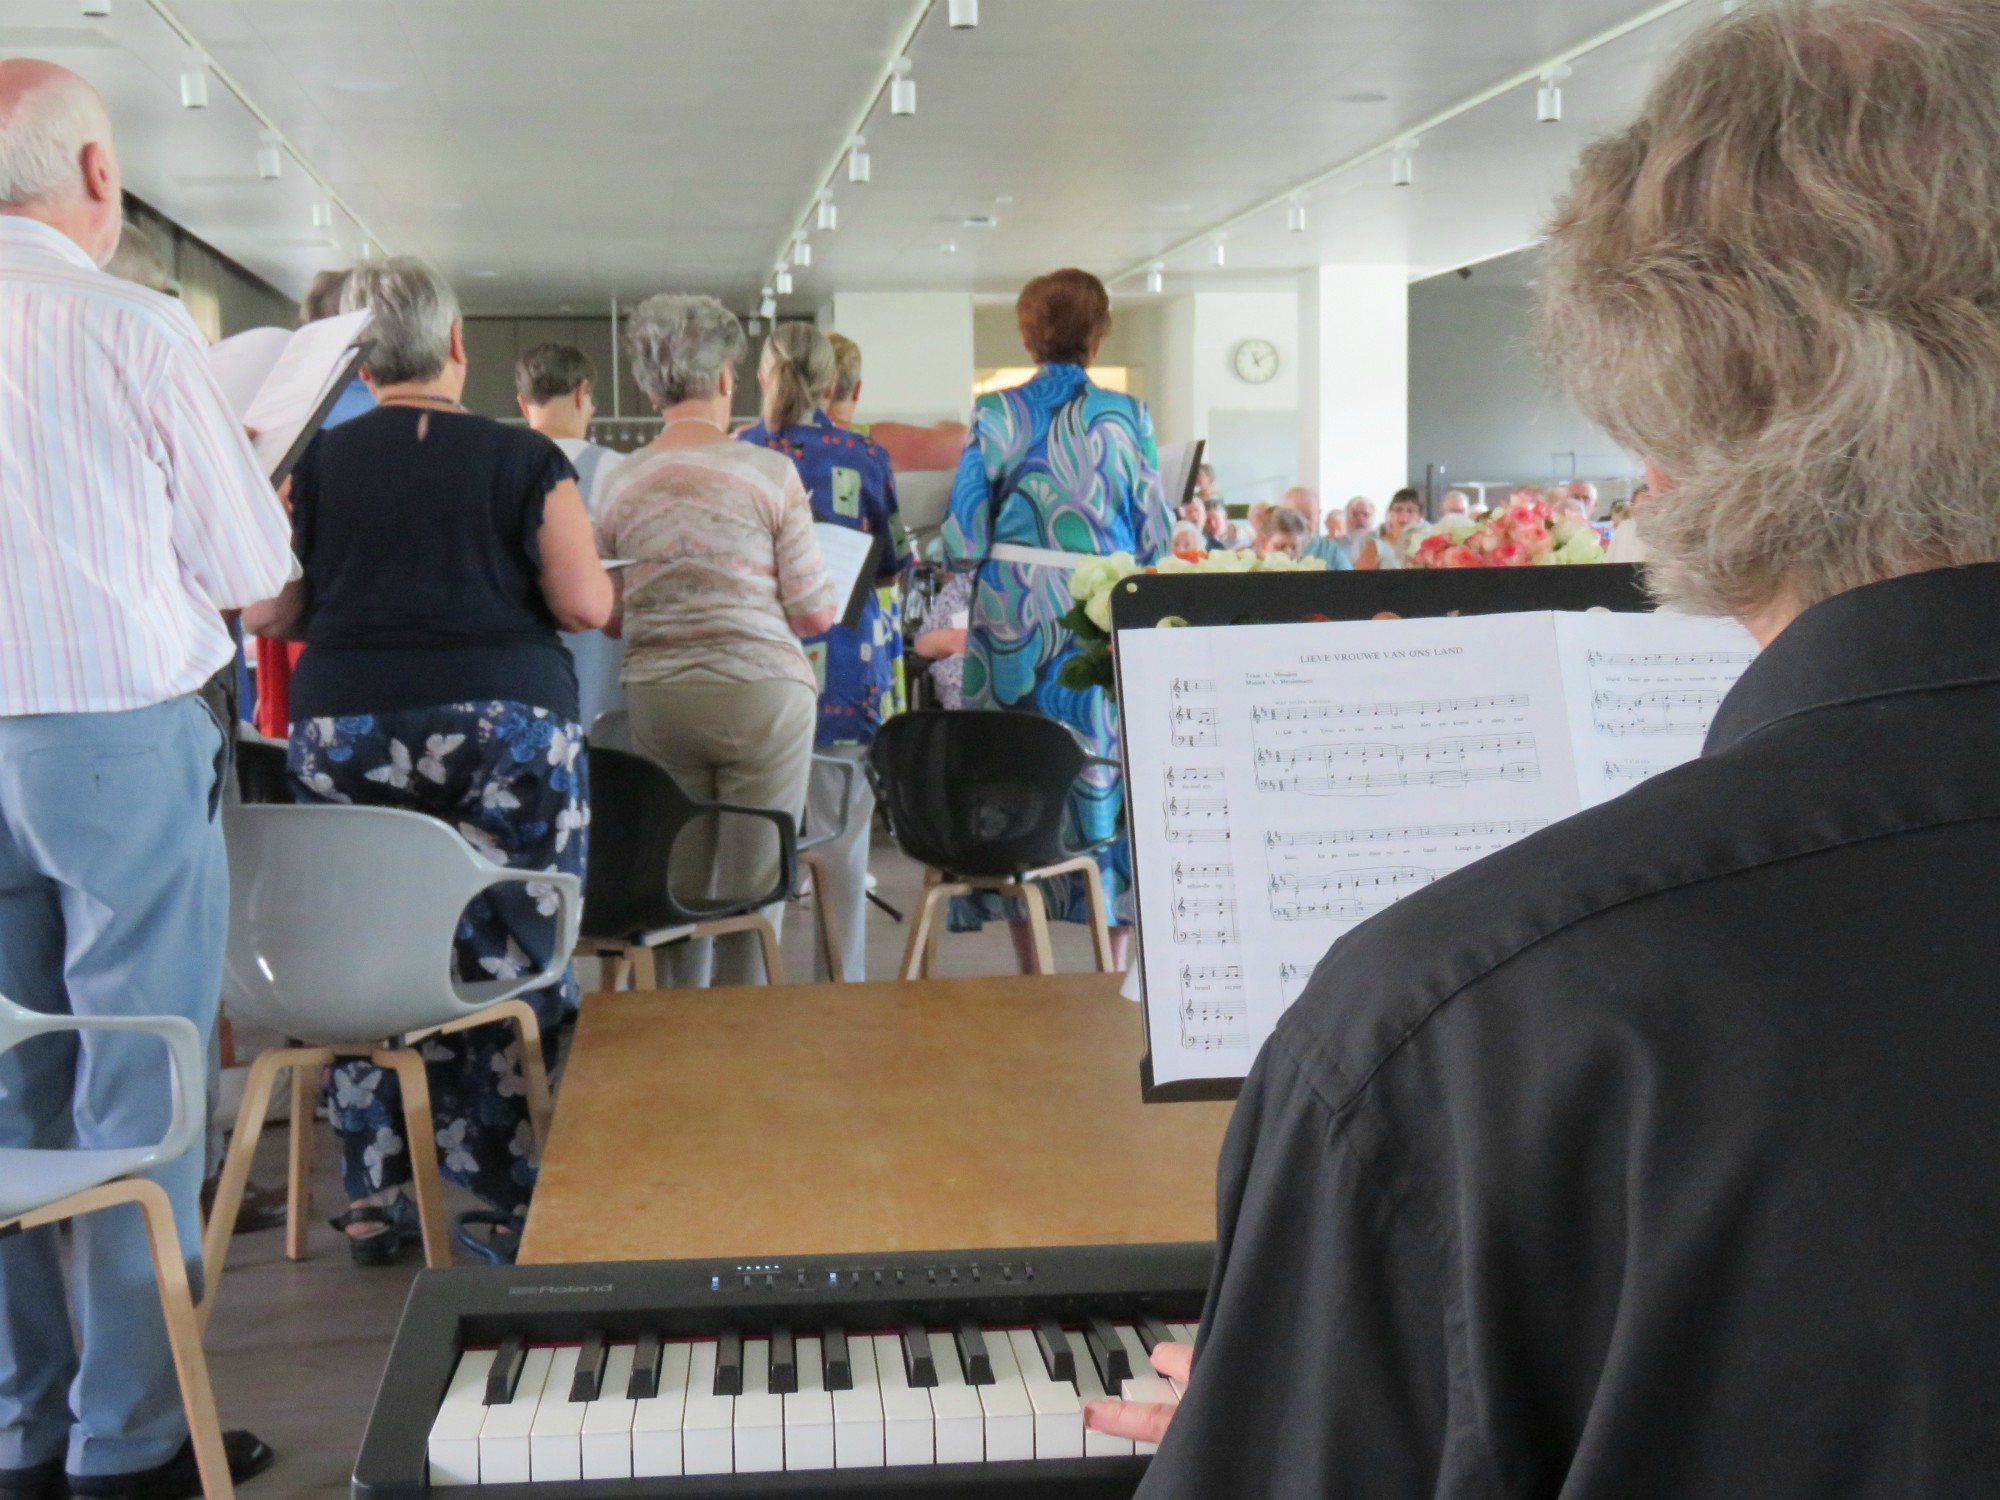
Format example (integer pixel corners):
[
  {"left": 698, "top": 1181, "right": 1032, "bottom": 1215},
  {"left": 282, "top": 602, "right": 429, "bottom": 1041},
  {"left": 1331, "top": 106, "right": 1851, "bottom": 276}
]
[
  {"left": 832, "top": 1331, "right": 885, "bottom": 1469},
  {"left": 870, "top": 1333, "right": 935, "bottom": 1467},
  {"left": 1004, "top": 1329, "right": 1083, "bottom": 1459},
  {"left": 925, "top": 1329, "right": 986, "bottom": 1465},
  {"left": 426, "top": 1348, "right": 494, "bottom": 1486},
  {"left": 580, "top": 1343, "right": 637, "bottom": 1480},
  {"left": 1166, "top": 1323, "right": 1198, "bottom": 1398},
  {"left": 734, "top": 1339, "right": 785, "bottom": 1474},
  {"left": 630, "top": 1340, "right": 694, "bottom": 1480},
  {"left": 973, "top": 1326, "right": 1037, "bottom": 1462},
  {"left": 1070, "top": 1342, "right": 1134, "bottom": 1458},
  {"left": 783, "top": 1336, "right": 835, "bottom": 1471},
  {"left": 1114, "top": 1325, "right": 1179, "bottom": 1456},
  {"left": 530, "top": 1345, "right": 588, "bottom": 1481},
  {"left": 479, "top": 1344, "right": 554, "bottom": 1484},
  {"left": 679, "top": 1342, "right": 734, "bottom": 1477}
]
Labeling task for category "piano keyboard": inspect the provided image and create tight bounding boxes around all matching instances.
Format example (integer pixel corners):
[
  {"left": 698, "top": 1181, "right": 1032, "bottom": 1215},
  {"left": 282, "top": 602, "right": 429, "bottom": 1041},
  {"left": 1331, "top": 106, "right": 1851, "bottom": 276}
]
[{"left": 357, "top": 1241, "right": 1211, "bottom": 1500}]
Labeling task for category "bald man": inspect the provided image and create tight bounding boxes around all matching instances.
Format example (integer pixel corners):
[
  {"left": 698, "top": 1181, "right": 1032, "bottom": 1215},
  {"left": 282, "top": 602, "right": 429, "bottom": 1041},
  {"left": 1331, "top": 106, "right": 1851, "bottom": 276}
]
[{"left": 0, "top": 59, "right": 290, "bottom": 1500}]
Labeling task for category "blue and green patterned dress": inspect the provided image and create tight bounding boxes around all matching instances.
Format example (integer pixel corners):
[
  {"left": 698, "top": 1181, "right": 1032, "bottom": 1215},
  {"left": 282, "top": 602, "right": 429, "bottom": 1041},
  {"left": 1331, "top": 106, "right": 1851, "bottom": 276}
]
[{"left": 941, "top": 363, "right": 1171, "bottom": 929}]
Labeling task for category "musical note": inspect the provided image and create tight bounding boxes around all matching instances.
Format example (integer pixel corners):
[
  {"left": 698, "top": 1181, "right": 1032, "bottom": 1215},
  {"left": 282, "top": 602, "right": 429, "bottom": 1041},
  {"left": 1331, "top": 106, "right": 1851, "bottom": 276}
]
[
  {"left": 1585, "top": 650, "right": 1754, "bottom": 669},
  {"left": 1254, "top": 735, "right": 1541, "bottom": 794},
  {"left": 1266, "top": 818, "right": 1546, "bottom": 849},
  {"left": 1170, "top": 704, "right": 1217, "bottom": 748},
  {"left": 1602, "top": 760, "right": 1665, "bottom": 787},
  {"left": 1269, "top": 865, "right": 1440, "bottom": 921},
  {"left": 1590, "top": 688, "right": 1724, "bottom": 737},
  {"left": 1171, "top": 894, "right": 1238, "bottom": 945},
  {"left": 1178, "top": 963, "right": 1248, "bottom": 1050},
  {"left": 1250, "top": 693, "right": 1528, "bottom": 724}
]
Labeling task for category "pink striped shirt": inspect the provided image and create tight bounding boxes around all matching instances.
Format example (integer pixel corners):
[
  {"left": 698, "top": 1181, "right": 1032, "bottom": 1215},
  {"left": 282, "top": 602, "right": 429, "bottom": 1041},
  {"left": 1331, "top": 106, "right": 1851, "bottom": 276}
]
[{"left": 0, "top": 216, "right": 297, "bottom": 715}]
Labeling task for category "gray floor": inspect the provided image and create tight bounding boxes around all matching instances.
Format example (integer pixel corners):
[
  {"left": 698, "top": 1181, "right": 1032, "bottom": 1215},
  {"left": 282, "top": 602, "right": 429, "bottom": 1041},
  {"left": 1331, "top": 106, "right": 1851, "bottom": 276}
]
[{"left": 202, "top": 835, "right": 1108, "bottom": 1500}]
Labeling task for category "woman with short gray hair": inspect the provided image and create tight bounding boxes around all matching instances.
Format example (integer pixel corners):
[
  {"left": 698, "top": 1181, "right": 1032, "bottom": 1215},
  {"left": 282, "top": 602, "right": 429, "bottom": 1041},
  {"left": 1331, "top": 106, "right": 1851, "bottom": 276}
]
[
  {"left": 595, "top": 294, "right": 836, "bottom": 988},
  {"left": 245, "top": 254, "right": 612, "bottom": 1265}
]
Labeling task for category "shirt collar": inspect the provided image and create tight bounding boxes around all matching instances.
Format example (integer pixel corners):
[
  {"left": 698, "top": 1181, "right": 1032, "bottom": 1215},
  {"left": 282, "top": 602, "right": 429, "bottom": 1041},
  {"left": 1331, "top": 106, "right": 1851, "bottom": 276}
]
[
  {"left": 1705, "top": 561, "right": 2000, "bottom": 754},
  {"left": 0, "top": 215, "right": 98, "bottom": 270}
]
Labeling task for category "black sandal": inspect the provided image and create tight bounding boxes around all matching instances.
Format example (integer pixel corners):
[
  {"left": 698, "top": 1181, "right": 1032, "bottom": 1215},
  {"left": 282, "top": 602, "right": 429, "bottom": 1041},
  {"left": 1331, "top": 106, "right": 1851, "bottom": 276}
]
[
  {"left": 454, "top": 1211, "right": 524, "bottom": 1266},
  {"left": 330, "top": 1199, "right": 419, "bottom": 1266}
]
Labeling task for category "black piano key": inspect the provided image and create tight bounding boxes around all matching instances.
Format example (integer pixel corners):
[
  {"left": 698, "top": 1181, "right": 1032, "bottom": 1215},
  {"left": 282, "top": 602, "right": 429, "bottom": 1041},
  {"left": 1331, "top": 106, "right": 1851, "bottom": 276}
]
[
  {"left": 1137, "top": 1314, "right": 1175, "bottom": 1354},
  {"left": 954, "top": 1322, "right": 994, "bottom": 1386},
  {"left": 569, "top": 1333, "right": 608, "bottom": 1403},
  {"left": 484, "top": 1334, "right": 526, "bottom": 1405},
  {"left": 627, "top": 1332, "right": 662, "bottom": 1401},
  {"left": 821, "top": 1326, "right": 853, "bottom": 1393},
  {"left": 769, "top": 1327, "right": 798, "bottom": 1395},
  {"left": 1034, "top": 1317, "right": 1076, "bottom": 1385},
  {"left": 900, "top": 1321, "right": 937, "bottom": 1388},
  {"left": 1087, "top": 1316, "right": 1133, "bottom": 1385},
  {"left": 714, "top": 1329, "right": 743, "bottom": 1397},
  {"left": 1083, "top": 1324, "right": 1128, "bottom": 1397}
]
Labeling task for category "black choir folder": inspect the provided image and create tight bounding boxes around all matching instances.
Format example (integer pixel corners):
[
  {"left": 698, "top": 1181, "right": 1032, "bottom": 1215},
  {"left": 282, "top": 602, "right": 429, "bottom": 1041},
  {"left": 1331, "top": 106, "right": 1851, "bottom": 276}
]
[{"left": 1110, "top": 566, "right": 1760, "bottom": 1103}]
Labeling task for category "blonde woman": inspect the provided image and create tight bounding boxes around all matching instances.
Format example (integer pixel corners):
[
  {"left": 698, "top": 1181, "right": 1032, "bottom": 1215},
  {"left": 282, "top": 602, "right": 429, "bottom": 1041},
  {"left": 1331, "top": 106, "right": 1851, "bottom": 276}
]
[
  {"left": 739, "top": 323, "right": 910, "bottom": 981},
  {"left": 594, "top": 297, "right": 835, "bottom": 986}
]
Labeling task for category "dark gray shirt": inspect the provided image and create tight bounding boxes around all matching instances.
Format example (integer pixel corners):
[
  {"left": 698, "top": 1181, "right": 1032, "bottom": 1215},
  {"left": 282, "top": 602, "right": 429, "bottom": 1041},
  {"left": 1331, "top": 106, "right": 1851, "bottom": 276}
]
[{"left": 1140, "top": 563, "right": 2000, "bottom": 1500}]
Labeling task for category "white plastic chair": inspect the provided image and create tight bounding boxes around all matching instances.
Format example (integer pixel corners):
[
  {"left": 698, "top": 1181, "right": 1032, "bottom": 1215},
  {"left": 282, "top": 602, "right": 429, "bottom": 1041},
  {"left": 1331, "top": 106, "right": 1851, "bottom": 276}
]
[
  {"left": 200, "top": 805, "right": 582, "bottom": 1322},
  {"left": 0, "top": 997, "right": 235, "bottom": 1500}
]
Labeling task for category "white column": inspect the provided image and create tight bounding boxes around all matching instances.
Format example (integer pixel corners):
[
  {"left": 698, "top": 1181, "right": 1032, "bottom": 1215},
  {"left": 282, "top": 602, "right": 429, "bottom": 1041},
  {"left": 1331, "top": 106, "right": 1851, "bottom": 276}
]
[
  {"left": 1297, "top": 266, "right": 1409, "bottom": 506},
  {"left": 826, "top": 292, "right": 975, "bottom": 424}
]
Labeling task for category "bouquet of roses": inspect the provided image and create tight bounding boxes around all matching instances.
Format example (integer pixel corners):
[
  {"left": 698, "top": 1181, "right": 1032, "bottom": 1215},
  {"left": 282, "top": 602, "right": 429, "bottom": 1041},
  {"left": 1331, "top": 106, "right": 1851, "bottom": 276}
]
[
  {"left": 1056, "top": 548, "right": 1330, "bottom": 694},
  {"left": 1408, "top": 493, "right": 1605, "bottom": 569}
]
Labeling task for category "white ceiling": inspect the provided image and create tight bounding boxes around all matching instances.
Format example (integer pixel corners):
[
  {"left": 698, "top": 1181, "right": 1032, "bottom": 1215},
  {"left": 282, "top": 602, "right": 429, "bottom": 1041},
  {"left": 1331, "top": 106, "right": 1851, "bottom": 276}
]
[{"left": 0, "top": 0, "right": 1709, "bottom": 315}]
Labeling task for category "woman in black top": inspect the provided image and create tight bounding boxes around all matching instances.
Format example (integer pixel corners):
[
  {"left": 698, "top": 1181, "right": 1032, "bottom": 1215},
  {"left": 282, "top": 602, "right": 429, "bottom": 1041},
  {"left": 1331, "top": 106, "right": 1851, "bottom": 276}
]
[{"left": 248, "top": 258, "right": 611, "bottom": 1264}]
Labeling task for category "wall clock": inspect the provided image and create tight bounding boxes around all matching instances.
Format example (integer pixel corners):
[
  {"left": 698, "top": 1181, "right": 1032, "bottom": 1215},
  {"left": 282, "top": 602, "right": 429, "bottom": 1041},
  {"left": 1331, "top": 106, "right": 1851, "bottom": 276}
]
[{"left": 1233, "top": 338, "right": 1279, "bottom": 384}]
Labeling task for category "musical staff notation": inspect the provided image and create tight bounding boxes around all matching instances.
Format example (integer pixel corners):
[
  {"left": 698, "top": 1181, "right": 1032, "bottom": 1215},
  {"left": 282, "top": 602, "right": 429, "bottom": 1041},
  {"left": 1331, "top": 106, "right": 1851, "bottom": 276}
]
[
  {"left": 1590, "top": 689, "right": 1724, "bottom": 737},
  {"left": 1162, "top": 765, "right": 1231, "bottom": 843},
  {"left": 1250, "top": 693, "right": 1528, "bottom": 724},
  {"left": 1268, "top": 865, "right": 1441, "bottom": 922},
  {"left": 1171, "top": 894, "right": 1238, "bottom": 945},
  {"left": 1255, "top": 735, "right": 1541, "bottom": 794},
  {"left": 1171, "top": 860, "right": 1233, "bottom": 884},
  {"left": 1266, "top": 818, "right": 1546, "bottom": 850},
  {"left": 1277, "top": 961, "right": 1309, "bottom": 1006},
  {"left": 1603, "top": 760, "right": 1665, "bottom": 787},
  {"left": 1177, "top": 963, "right": 1247, "bottom": 1051},
  {"left": 1585, "top": 650, "right": 1754, "bottom": 669}
]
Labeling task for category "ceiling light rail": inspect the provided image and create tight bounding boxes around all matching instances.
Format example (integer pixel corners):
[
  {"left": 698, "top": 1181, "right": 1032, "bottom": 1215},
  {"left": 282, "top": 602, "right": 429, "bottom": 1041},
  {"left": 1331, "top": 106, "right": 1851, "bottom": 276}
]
[
  {"left": 1107, "top": 0, "right": 1702, "bottom": 287},
  {"left": 138, "top": 0, "right": 388, "bottom": 256}
]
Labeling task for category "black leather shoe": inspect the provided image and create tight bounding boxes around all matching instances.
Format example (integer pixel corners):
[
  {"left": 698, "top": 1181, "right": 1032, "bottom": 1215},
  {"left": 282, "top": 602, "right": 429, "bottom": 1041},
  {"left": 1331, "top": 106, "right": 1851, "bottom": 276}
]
[
  {"left": 67, "top": 1432, "right": 273, "bottom": 1500},
  {"left": 0, "top": 1457, "right": 64, "bottom": 1500}
]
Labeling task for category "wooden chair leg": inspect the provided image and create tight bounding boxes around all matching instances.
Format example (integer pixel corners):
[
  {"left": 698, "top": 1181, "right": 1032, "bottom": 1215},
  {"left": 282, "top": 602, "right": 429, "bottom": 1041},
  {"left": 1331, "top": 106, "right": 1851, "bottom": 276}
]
[
  {"left": 899, "top": 875, "right": 944, "bottom": 980},
  {"left": 1019, "top": 881, "right": 1057, "bottom": 975},
  {"left": 1078, "top": 859, "right": 1116, "bottom": 973},
  {"left": 801, "top": 853, "right": 845, "bottom": 983},
  {"left": 499, "top": 1000, "right": 555, "bottom": 1153},
  {"left": 375, "top": 1049, "right": 452, "bottom": 1269},
  {"left": 198, "top": 1046, "right": 290, "bottom": 1329},
  {"left": 627, "top": 943, "right": 657, "bottom": 991},
  {"left": 754, "top": 917, "right": 785, "bottom": 987},
  {"left": 127, "top": 1180, "right": 236, "bottom": 1500},
  {"left": 285, "top": 1061, "right": 316, "bottom": 1263}
]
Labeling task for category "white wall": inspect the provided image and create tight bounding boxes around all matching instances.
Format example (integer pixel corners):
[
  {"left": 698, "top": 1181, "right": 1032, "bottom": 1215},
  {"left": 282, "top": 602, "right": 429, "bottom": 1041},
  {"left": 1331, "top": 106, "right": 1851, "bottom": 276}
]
[
  {"left": 1406, "top": 259, "right": 1640, "bottom": 490},
  {"left": 1297, "top": 265, "right": 1409, "bottom": 508},
  {"left": 826, "top": 292, "right": 976, "bottom": 424},
  {"left": 1151, "top": 290, "right": 1301, "bottom": 501}
]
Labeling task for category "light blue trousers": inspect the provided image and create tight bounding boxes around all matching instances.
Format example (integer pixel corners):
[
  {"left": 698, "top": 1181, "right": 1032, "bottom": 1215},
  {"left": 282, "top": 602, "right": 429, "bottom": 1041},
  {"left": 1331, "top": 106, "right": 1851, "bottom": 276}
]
[{"left": 0, "top": 696, "right": 225, "bottom": 1476}]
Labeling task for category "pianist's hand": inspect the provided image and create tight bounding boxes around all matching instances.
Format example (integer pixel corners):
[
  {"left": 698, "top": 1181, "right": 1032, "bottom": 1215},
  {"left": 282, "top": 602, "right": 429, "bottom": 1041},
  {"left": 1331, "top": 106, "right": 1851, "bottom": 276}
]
[{"left": 1082, "top": 1339, "right": 1192, "bottom": 1446}]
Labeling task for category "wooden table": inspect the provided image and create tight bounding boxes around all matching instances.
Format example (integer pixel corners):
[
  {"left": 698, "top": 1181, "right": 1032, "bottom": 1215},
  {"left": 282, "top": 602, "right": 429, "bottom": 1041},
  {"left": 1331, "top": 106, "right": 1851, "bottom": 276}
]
[{"left": 519, "top": 973, "right": 1234, "bottom": 1266}]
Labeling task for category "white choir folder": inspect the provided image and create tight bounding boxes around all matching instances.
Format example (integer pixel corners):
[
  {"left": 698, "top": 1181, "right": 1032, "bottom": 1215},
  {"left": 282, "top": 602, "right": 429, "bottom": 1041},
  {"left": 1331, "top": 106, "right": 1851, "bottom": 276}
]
[
  {"left": 208, "top": 309, "right": 372, "bottom": 482},
  {"left": 1110, "top": 566, "right": 1761, "bottom": 1102}
]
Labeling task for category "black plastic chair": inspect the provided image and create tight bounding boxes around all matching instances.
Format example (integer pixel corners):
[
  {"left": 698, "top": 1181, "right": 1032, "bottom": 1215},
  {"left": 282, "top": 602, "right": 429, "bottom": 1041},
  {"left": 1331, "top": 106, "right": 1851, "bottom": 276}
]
[
  {"left": 868, "top": 710, "right": 1117, "bottom": 978},
  {"left": 580, "top": 744, "right": 798, "bottom": 989},
  {"left": 235, "top": 736, "right": 295, "bottom": 805}
]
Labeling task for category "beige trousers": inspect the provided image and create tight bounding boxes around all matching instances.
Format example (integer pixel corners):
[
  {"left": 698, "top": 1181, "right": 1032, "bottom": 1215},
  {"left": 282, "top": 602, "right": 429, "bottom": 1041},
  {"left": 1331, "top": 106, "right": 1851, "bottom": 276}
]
[{"left": 626, "top": 677, "right": 816, "bottom": 987}]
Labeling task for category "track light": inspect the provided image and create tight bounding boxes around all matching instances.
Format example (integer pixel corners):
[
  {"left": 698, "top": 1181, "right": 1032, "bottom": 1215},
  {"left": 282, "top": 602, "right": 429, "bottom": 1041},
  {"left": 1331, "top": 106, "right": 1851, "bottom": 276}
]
[
  {"left": 948, "top": 0, "right": 978, "bottom": 27},
  {"left": 359, "top": 240, "right": 376, "bottom": 261},
  {"left": 775, "top": 267, "right": 794, "bottom": 295},
  {"left": 80, "top": 0, "right": 111, "bottom": 17},
  {"left": 890, "top": 58, "right": 916, "bottom": 116},
  {"left": 1286, "top": 199, "right": 1307, "bottom": 234},
  {"left": 257, "top": 133, "right": 283, "bottom": 180},
  {"left": 746, "top": 317, "right": 763, "bottom": 337},
  {"left": 818, "top": 194, "right": 838, "bottom": 231},
  {"left": 760, "top": 292, "right": 778, "bottom": 319},
  {"left": 1146, "top": 264, "right": 1164, "bottom": 295},
  {"left": 1210, "top": 236, "right": 1227, "bottom": 269},
  {"left": 1391, "top": 139, "right": 1418, "bottom": 187},
  {"left": 1537, "top": 65, "right": 1570, "bottom": 124},
  {"left": 311, "top": 198, "right": 333, "bottom": 230},
  {"left": 792, "top": 234, "right": 811, "bottom": 268},
  {"left": 848, "top": 136, "right": 871, "bottom": 184},
  {"left": 179, "top": 68, "right": 208, "bottom": 109}
]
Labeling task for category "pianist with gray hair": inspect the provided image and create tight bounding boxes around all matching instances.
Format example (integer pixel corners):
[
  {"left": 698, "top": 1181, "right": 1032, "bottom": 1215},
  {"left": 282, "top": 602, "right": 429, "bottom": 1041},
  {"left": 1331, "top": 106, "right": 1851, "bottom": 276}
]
[{"left": 1099, "top": 2, "right": 2000, "bottom": 1493}]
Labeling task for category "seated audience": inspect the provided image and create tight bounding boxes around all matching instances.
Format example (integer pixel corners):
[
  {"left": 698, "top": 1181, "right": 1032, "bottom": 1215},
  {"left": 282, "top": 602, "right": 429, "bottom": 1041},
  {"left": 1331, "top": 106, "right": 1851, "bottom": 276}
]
[
  {"left": 1099, "top": 5, "right": 2000, "bottom": 1493},
  {"left": 1246, "top": 499, "right": 1276, "bottom": 547},
  {"left": 910, "top": 571, "right": 973, "bottom": 710},
  {"left": 244, "top": 258, "right": 612, "bottom": 1265},
  {"left": 823, "top": 331, "right": 966, "bottom": 471},
  {"left": 1340, "top": 495, "right": 1377, "bottom": 564},
  {"left": 739, "top": 322, "right": 910, "bottom": 984},
  {"left": 1356, "top": 489, "right": 1426, "bottom": 569},
  {"left": 593, "top": 295, "right": 835, "bottom": 987},
  {"left": 1200, "top": 501, "right": 1232, "bottom": 551},
  {"left": 516, "top": 341, "right": 627, "bottom": 734},
  {"left": 1257, "top": 507, "right": 1309, "bottom": 559},
  {"left": 1285, "top": 486, "right": 1353, "bottom": 569},
  {"left": 1566, "top": 477, "right": 1601, "bottom": 517},
  {"left": 1439, "top": 488, "right": 1473, "bottom": 521},
  {"left": 1607, "top": 479, "right": 1651, "bottom": 563},
  {"left": 1192, "top": 461, "right": 1220, "bottom": 508},
  {"left": 1169, "top": 520, "right": 1206, "bottom": 558}
]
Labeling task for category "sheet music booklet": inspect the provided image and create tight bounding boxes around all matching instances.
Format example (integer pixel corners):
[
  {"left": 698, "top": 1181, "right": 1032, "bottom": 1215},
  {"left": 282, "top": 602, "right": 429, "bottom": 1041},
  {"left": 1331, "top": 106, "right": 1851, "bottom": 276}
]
[
  {"left": 1119, "top": 608, "right": 1760, "bottom": 1092},
  {"left": 208, "top": 309, "right": 372, "bottom": 481},
  {"left": 813, "top": 522, "right": 888, "bottom": 631}
]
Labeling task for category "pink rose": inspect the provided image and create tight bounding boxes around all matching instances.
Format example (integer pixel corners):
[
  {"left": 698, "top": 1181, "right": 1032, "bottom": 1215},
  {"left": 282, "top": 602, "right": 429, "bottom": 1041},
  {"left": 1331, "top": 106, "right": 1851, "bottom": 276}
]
[{"left": 1493, "top": 541, "right": 1528, "bottom": 567}]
